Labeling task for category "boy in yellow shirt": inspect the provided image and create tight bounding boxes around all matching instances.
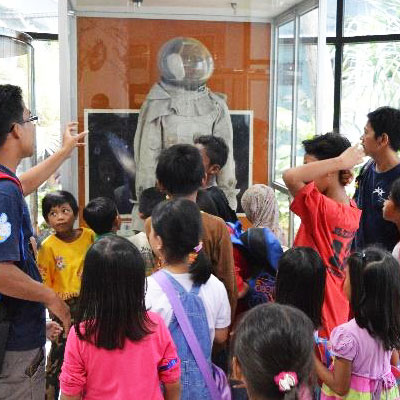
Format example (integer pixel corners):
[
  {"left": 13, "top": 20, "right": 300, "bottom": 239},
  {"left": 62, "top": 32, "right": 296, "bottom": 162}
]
[{"left": 38, "top": 190, "right": 94, "bottom": 400}]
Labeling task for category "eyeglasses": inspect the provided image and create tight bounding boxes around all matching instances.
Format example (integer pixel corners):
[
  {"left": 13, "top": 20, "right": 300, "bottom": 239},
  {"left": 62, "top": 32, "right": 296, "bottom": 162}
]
[
  {"left": 19, "top": 115, "right": 39, "bottom": 125},
  {"left": 8, "top": 115, "right": 39, "bottom": 133}
]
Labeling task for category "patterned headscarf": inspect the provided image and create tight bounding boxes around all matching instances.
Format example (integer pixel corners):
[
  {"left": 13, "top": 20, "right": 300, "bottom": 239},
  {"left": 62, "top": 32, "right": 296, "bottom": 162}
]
[{"left": 241, "top": 184, "right": 286, "bottom": 246}]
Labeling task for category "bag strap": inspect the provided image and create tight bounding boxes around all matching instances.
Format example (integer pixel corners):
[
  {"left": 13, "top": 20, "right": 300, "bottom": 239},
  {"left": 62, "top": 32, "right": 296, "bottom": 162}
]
[
  {"left": 0, "top": 172, "right": 23, "bottom": 194},
  {"left": 153, "top": 271, "right": 220, "bottom": 400},
  {"left": 0, "top": 173, "right": 25, "bottom": 304}
]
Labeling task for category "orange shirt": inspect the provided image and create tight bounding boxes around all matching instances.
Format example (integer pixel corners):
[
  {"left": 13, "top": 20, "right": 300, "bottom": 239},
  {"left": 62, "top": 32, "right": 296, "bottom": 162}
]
[{"left": 291, "top": 182, "right": 361, "bottom": 338}]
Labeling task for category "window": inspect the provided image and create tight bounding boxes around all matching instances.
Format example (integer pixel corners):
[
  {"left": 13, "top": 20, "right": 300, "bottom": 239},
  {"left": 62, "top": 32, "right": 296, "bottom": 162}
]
[
  {"left": 273, "top": 0, "right": 400, "bottom": 243},
  {"left": 0, "top": 0, "right": 59, "bottom": 229},
  {"left": 271, "top": 0, "right": 319, "bottom": 244}
]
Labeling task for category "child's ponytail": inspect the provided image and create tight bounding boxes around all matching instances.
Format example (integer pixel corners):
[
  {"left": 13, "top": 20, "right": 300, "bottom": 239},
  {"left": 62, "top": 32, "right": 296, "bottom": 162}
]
[
  {"left": 152, "top": 198, "right": 212, "bottom": 285},
  {"left": 284, "top": 387, "right": 298, "bottom": 400},
  {"left": 188, "top": 245, "right": 212, "bottom": 285},
  {"left": 275, "top": 372, "right": 299, "bottom": 400}
]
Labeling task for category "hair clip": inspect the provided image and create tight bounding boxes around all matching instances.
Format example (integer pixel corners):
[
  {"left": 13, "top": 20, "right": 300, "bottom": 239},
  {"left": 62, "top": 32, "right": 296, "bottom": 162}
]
[
  {"left": 194, "top": 242, "right": 203, "bottom": 253},
  {"left": 188, "top": 251, "right": 199, "bottom": 265},
  {"left": 274, "top": 372, "right": 298, "bottom": 392}
]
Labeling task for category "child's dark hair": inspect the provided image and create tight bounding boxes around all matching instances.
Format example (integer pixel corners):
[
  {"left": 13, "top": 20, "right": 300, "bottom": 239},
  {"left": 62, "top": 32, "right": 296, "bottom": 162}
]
[
  {"left": 156, "top": 144, "right": 205, "bottom": 196},
  {"left": 367, "top": 106, "right": 400, "bottom": 152},
  {"left": 75, "top": 236, "right": 153, "bottom": 349},
  {"left": 302, "top": 132, "right": 351, "bottom": 160},
  {"left": 194, "top": 135, "right": 229, "bottom": 169},
  {"left": 138, "top": 187, "right": 166, "bottom": 219},
  {"left": 389, "top": 177, "right": 400, "bottom": 209},
  {"left": 347, "top": 247, "right": 400, "bottom": 350},
  {"left": 0, "top": 84, "right": 24, "bottom": 147},
  {"left": 275, "top": 247, "right": 326, "bottom": 329},
  {"left": 83, "top": 197, "right": 118, "bottom": 235},
  {"left": 233, "top": 303, "right": 314, "bottom": 400},
  {"left": 151, "top": 198, "right": 212, "bottom": 285},
  {"left": 239, "top": 228, "right": 279, "bottom": 278},
  {"left": 42, "top": 190, "right": 79, "bottom": 221}
]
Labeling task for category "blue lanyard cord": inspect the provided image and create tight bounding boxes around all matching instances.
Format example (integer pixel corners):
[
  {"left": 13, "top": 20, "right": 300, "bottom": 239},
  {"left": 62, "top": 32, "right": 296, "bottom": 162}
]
[{"left": 314, "top": 332, "right": 332, "bottom": 368}]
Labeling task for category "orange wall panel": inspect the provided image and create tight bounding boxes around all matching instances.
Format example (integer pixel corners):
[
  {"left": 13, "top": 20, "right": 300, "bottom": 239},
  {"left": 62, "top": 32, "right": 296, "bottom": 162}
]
[{"left": 77, "top": 17, "right": 271, "bottom": 218}]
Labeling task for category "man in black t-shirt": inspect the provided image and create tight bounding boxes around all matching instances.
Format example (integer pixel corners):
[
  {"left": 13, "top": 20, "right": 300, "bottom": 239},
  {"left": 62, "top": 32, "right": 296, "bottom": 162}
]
[
  {"left": 0, "top": 85, "right": 86, "bottom": 399},
  {"left": 354, "top": 106, "right": 400, "bottom": 251}
]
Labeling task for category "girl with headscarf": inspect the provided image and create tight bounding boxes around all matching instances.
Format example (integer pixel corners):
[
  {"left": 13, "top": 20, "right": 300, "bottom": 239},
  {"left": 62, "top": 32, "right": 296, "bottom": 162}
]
[{"left": 241, "top": 184, "right": 287, "bottom": 246}]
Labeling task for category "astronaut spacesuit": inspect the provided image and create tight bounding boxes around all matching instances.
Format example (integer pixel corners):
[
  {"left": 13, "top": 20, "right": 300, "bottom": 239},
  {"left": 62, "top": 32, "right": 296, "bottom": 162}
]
[{"left": 133, "top": 37, "right": 237, "bottom": 229}]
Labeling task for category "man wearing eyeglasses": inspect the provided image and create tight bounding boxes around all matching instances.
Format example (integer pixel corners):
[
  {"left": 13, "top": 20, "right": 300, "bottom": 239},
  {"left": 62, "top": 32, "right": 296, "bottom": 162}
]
[{"left": 0, "top": 84, "right": 87, "bottom": 399}]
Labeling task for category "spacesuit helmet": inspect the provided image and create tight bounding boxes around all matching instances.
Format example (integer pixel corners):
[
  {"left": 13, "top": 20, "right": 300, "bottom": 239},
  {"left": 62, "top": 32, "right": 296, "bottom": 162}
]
[{"left": 158, "top": 37, "right": 214, "bottom": 89}]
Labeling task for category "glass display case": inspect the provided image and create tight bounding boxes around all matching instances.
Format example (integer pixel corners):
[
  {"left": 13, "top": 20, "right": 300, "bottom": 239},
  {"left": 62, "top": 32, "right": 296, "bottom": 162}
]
[{"left": 0, "top": 27, "right": 37, "bottom": 227}]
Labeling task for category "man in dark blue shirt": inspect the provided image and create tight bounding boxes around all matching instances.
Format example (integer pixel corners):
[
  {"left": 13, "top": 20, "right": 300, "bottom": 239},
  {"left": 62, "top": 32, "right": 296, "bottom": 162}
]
[
  {"left": 0, "top": 84, "right": 87, "bottom": 399},
  {"left": 354, "top": 106, "right": 400, "bottom": 252}
]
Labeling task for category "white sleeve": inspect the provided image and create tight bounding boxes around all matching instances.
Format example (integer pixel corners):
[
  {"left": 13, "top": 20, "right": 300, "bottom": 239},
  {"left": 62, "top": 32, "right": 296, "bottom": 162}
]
[
  {"left": 145, "top": 277, "right": 174, "bottom": 327},
  {"left": 213, "top": 278, "right": 231, "bottom": 329}
]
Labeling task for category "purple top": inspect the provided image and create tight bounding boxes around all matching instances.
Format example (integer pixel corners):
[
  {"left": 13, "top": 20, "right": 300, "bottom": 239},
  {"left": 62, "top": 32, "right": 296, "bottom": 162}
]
[{"left": 330, "top": 319, "right": 392, "bottom": 379}]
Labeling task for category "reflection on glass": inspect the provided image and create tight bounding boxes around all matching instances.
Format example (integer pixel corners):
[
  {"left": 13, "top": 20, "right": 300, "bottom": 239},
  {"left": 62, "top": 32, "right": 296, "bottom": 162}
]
[
  {"left": 344, "top": 0, "right": 400, "bottom": 37},
  {"left": 0, "top": 0, "right": 58, "bottom": 34},
  {"left": 275, "top": 190, "right": 290, "bottom": 246},
  {"left": 294, "top": 214, "right": 301, "bottom": 241},
  {"left": 33, "top": 40, "right": 61, "bottom": 229},
  {"left": 341, "top": 42, "right": 400, "bottom": 143},
  {"left": 326, "top": 0, "right": 337, "bottom": 37},
  {"left": 321, "top": 45, "right": 335, "bottom": 133},
  {"left": 296, "top": 8, "right": 318, "bottom": 167},
  {"left": 274, "top": 21, "right": 294, "bottom": 184},
  {"left": 0, "top": 30, "right": 36, "bottom": 223}
]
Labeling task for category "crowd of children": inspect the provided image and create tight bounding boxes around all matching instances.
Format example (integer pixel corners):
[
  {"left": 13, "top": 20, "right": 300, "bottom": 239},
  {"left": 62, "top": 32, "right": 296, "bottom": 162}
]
[{"left": 32, "top": 106, "right": 400, "bottom": 400}]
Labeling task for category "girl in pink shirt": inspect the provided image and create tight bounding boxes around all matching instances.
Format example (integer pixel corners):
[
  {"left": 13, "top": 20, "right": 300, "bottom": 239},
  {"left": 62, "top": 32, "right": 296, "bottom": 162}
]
[{"left": 60, "top": 236, "right": 180, "bottom": 400}]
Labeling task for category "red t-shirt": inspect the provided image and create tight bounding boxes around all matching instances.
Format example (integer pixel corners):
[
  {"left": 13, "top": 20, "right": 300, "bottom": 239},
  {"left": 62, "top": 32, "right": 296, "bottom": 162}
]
[{"left": 291, "top": 182, "right": 361, "bottom": 338}]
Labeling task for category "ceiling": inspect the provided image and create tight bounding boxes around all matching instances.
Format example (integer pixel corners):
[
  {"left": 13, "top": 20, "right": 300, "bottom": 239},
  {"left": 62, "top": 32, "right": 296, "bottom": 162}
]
[{"left": 70, "top": 0, "right": 305, "bottom": 20}]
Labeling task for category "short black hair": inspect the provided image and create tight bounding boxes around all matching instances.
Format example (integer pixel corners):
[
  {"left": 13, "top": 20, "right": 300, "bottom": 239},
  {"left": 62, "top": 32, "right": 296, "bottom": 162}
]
[
  {"left": 0, "top": 85, "right": 24, "bottom": 147},
  {"left": 302, "top": 132, "right": 351, "bottom": 160},
  {"left": 390, "top": 177, "right": 400, "bottom": 209},
  {"left": 367, "top": 106, "right": 400, "bottom": 151},
  {"left": 348, "top": 247, "right": 400, "bottom": 350},
  {"left": 138, "top": 187, "right": 166, "bottom": 219},
  {"left": 194, "top": 135, "right": 229, "bottom": 168},
  {"left": 233, "top": 303, "right": 314, "bottom": 400},
  {"left": 42, "top": 190, "right": 79, "bottom": 222},
  {"left": 275, "top": 247, "right": 326, "bottom": 330},
  {"left": 75, "top": 236, "right": 154, "bottom": 349},
  {"left": 156, "top": 144, "right": 205, "bottom": 196},
  {"left": 151, "top": 198, "right": 212, "bottom": 285},
  {"left": 83, "top": 197, "right": 118, "bottom": 235}
]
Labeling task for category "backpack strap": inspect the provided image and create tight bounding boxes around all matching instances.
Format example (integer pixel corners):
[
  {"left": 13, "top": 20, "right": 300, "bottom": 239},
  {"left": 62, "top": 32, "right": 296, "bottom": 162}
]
[
  {"left": 0, "top": 172, "right": 23, "bottom": 194},
  {"left": 354, "top": 159, "right": 374, "bottom": 210},
  {"left": 0, "top": 172, "right": 25, "bottom": 304}
]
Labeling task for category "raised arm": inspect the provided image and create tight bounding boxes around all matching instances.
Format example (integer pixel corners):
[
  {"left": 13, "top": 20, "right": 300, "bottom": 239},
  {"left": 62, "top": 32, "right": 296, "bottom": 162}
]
[
  {"left": 283, "top": 145, "right": 365, "bottom": 197},
  {"left": 19, "top": 122, "right": 87, "bottom": 196}
]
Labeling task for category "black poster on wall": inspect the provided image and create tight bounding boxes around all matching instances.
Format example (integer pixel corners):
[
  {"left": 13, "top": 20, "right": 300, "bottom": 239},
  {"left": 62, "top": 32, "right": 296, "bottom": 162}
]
[{"left": 85, "top": 109, "right": 253, "bottom": 215}]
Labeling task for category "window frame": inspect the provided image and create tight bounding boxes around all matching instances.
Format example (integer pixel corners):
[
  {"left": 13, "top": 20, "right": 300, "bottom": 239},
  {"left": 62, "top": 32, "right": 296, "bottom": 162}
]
[
  {"left": 270, "top": 0, "right": 319, "bottom": 245},
  {"left": 327, "top": 0, "right": 400, "bottom": 131}
]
